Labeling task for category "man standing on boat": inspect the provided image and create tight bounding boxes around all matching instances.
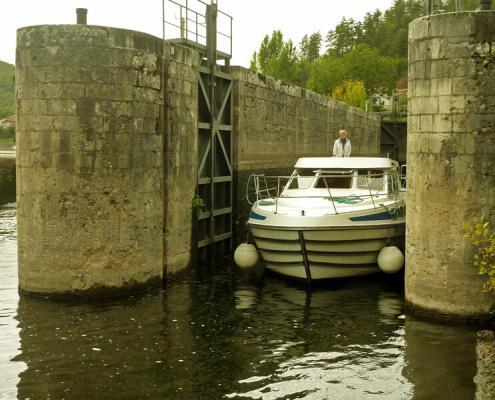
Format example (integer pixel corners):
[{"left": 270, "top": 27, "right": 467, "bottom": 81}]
[{"left": 333, "top": 129, "right": 352, "bottom": 157}]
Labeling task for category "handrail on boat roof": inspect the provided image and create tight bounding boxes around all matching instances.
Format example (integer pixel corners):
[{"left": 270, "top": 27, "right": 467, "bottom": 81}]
[{"left": 295, "top": 157, "right": 398, "bottom": 170}]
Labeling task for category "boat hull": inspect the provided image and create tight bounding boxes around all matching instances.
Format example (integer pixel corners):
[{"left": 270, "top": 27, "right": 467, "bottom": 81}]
[{"left": 249, "top": 223, "right": 405, "bottom": 280}]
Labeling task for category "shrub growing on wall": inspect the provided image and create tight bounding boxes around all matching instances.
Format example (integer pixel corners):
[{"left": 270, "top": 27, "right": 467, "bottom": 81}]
[{"left": 465, "top": 217, "right": 495, "bottom": 292}]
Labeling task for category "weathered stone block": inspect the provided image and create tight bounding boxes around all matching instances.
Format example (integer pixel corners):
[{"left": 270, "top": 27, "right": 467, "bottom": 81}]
[
  {"left": 417, "top": 96, "right": 439, "bottom": 114},
  {"left": 430, "top": 77, "right": 452, "bottom": 96},
  {"left": 409, "top": 18, "right": 429, "bottom": 41},
  {"left": 432, "top": 114, "right": 453, "bottom": 133},
  {"left": 409, "top": 60, "right": 426, "bottom": 80},
  {"left": 429, "top": 13, "right": 476, "bottom": 38}
]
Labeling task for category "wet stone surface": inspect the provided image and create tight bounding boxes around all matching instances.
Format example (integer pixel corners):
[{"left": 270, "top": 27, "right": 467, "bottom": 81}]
[{"left": 0, "top": 203, "right": 490, "bottom": 400}]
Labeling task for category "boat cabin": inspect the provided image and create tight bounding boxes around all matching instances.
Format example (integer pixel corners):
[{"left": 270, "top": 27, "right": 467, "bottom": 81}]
[{"left": 282, "top": 157, "right": 401, "bottom": 198}]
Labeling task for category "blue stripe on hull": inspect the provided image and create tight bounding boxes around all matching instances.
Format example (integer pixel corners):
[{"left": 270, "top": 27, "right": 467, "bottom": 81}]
[
  {"left": 250, "top": 211, "right": 267, "bottom": 221},
  {"left": 349, "top": 211, "right": 392, "bottom": 221}
]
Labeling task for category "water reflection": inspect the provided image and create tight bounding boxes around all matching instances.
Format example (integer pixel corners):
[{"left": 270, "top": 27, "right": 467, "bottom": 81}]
[
  {"left": 0, "top": 204, "right": 485, "bottom": 400},
  {"left": 15, "top": 291, "right": 171, "bottom": 399},
  {"left": 227, "top": 279, "right": 412, "bottom": 400},
  {"left": 403, "top": 315, "right": 477, "bottom": 400}
]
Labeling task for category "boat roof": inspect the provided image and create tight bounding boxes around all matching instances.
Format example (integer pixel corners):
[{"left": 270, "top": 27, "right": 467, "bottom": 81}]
[{"left": 294, "top": 157, "right": 398, "bottom": 170}]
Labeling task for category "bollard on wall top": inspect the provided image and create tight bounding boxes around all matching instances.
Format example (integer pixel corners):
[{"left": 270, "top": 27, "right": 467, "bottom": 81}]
[{"left": 76, "top": 8, "right": 88, "bottom": 25}]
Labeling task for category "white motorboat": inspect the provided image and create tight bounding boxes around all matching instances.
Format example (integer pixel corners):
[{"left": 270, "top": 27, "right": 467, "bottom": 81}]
[{"left": 247, "top": 157, "right": 405, "bottom": 282}]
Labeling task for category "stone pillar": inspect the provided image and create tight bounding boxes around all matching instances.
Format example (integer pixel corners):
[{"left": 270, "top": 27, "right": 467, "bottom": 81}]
[
  {"left": 407, "top": 12, "right": 495, "bottom": 320},
  {"left": 474, "top": 330, "right": 495, "bottom": 400},
  {"left": 161, "top": 43, "right": 199, "bottom": 276},
  {"left": 16, "top": 25, "right": 164, "bottom": 296}
]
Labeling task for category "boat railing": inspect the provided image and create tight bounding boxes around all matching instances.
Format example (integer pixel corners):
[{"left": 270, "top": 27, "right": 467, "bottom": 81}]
[
  {"left": 400, "top": 164, "right": 407, "bottom": 189},
  {"left": 246, "top": 172, "right": 403, "bottom": 215}
]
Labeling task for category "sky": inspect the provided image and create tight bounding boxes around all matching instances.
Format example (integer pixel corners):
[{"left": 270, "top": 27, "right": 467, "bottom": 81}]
[{"left": 0, "top": 0, "right": 395, "bottom": 67}]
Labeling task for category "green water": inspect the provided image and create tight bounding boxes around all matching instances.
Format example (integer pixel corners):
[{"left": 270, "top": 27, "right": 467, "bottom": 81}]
[{"left": 0, "top": 203, "right": 487, "bottom": 399}]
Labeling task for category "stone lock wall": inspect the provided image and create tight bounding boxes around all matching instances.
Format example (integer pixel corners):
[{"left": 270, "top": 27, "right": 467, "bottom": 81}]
[
  {"left": 16, "top": 25, "right": 165, "bottom": 295},
  {"left": 232, "top": 67, "right": 381, "bottom": 172},
  {"left": 407, "top": 12, "right": 495, "bottom": 320}
]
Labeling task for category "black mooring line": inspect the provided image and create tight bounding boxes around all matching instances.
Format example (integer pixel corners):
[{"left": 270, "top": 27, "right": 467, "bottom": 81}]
[{"left": 298, "top": 231, "right": 312, "bottom": 288}]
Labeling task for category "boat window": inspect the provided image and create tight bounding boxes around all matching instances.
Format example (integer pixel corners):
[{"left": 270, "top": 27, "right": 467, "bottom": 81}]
[
  {"left": 287, "top": 169, "right": 315, "bottom": 189},
  {"left": 356, "top": 170, "right": 385, "bottom": 191},
  {"left": 315, "top": 171, "right": 353, "bottom": 189}
]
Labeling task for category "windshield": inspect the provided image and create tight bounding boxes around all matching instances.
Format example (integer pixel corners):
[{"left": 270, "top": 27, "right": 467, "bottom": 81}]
[
  {"left": 285, "top": 168, "right": 391, "bottom": 192},
  {"left": 315, "top": 171, "right": 354, "bottom": 189},
  {"left": 287, "top": 169, "right": 315, "bottom": 189},
  {"left": 356, "top": 170, "right": 386, "bottom": 191}
]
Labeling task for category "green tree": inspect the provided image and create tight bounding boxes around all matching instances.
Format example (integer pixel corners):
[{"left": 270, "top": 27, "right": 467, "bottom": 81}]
[
  {"left": 306, "top": 53, "right": 342, "bottom": 95},
  {"left": 250, "top": 30, "right": 302, "bottom": 85},
  {"left": 326, "top": 18, "right": 363, "bottom": 56},
  {"left": 308, "top": 44, "right": 398, "bottom": 95},
  {"left": 360, "top": 10, "right": 385, "bottom": 51},
  {"left": 296, "top": 32, "right": 322, "bottom": 86},
  {"left": 251, "top": 0, "right": 491, "bottom": 96},
  {"left": 299, "top": 32, "right": 322, "bottom": 62},
  {"left": 331, "top": 80, "right": 367, "bottom": 109},
  {"left": 379, "top": 1, "right": 419, "bottom": 59},
  {"left": 0, "top": 61, "right": 15, "bottom": 120}
]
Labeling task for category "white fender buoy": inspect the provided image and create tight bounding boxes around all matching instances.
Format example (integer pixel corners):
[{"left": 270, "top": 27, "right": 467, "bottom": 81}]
[
  {"left": 234, "top": 243, "right": 259, "bottom": 269},
  {"left": 377, "top": 246, "right": 404, "bottom": 274}
]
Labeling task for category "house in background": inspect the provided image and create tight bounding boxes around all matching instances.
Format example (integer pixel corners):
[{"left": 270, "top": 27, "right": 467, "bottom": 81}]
[{"left": 0, "top": 115, "right": 16, "bottom": 129}]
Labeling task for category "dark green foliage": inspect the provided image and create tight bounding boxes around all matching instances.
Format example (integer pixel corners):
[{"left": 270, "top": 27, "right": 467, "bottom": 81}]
[
  {"left": 325, "top": 0, "right": 424, "bottom": 88},
  {"left": 299, "top": 32, "right": 322, "bottom": 63},
  {"left": 443, "top": 0, "right": 495, "bottom": 11},
  {"left": 0, "top": 61, "right": 15, "bottom": 119},
  {"left": 308, "top": 44, "right": 399, "bottom": 95},
  {"left": 250, "top": 0, "right": 430, "bottom": 100},
  {"left": 326, "top": 18, "right": 363, "bottom": 56},
  {"left": 0, "top": 126, "right": 16, "bottom": 144},
  {"left": 250, "top": 30, "right": 302, "bottom": 85}
]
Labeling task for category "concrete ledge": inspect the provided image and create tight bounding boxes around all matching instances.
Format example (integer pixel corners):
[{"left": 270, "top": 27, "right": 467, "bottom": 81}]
[
  {"left": 405, "top": 299, "right": 495, "bottom": 324},
  {"left": 18, "top": 275, "right": 163, "bottom": 300}
]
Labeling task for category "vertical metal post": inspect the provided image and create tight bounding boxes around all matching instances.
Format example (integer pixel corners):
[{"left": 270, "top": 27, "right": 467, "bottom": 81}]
[
  {"left": 230, "top": 16, "right": 233, "bottom": 59},
  {"left": 206, "top": 2, "right": 218, "bottom": 260},
  {"left": 366, "top": 176, "right": 377, "bottom": 209},
  {"left": 426, "top": 0, "right": 434, "bottom": 14},
  {"left": 195, "top": 13, "right": 199, "bottom": 43},
  {"left": 275, "top": 177, "right": 280, "bottom": 214},
  {"left": 323, "top": 176, "right": 338, "bottom": 215},
  {"left": 206, "top": 3, "right": 218, "bottom": 71},
  {"left": 76, "top": 8, "right": 87, "bottom": 25},
  {"left": 181, "top": 17, "right": 186, "bottom": 39},
  {"left": 162, "top": 0, "right": 165, "bottom": 40},
  {"left": 183, "top": 0, "right": 189, "bottom": 39}
]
